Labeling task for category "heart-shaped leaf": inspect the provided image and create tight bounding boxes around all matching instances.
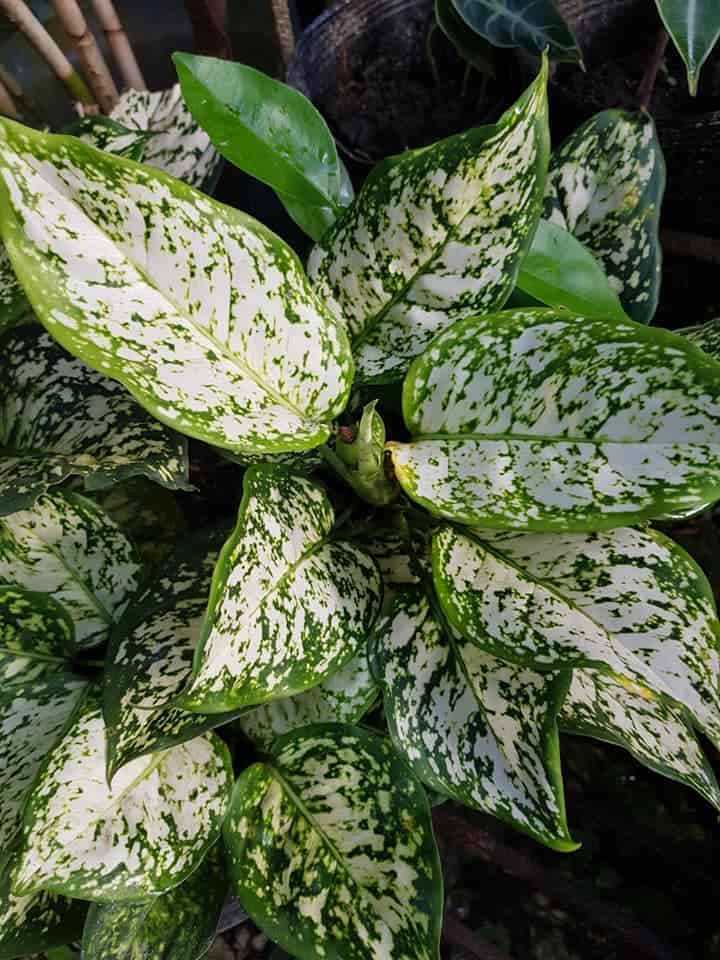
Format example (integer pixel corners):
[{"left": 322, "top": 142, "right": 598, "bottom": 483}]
[
  {"left": 0, "top": 118, "right": 353, "bottom": 456},
  {"left": 433, "top": 525, "right": 720, "bottom": 748},
  {"left": 307, "top": 61, "right": 549, "bottom": 383},
  {"left": 391, "top": 307, "right": 720, "bottom": 530},
  {"left": 181, "top": 466, "right": 382, "bottom": 713},
  {"left": 104, "top": 528, "right": 250, "bottom": 779},
  {"left": 12, "top": 691, "right": 232, "bottom": 901},
  {"left": 0, "top": 325, "right": 189, "bottom": 516},
  {"left": 449, "top": 0, "right": 581, "bottom": 63},
  {"left": 655, "top": 0, "right": 720, "bottom": 95},
  {"left": 369, "top": 588, "right": 574, "bottom": 849},
  {"left": 0, "top": 586, "right": 74, "bottom": 684},
  {"left": 238, "top": 652, "right": 378, "bottom": 750},
  {"left": 545, "top": 110, "right": 664, "bottom": 325},
  {"left": 224, "top": 723, "right": 443, "bottom": 960},
  {"left": 561, "top": 669, "right": 720, "bottom": 809},
  {"left": 0, "top": 493, "right": 141, "bottom": 649},
  {"left": 81, "top": 844, "right": 226, "bottom": 960}
]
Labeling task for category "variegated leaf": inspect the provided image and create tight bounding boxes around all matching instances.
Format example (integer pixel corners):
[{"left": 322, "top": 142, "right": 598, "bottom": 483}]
[
  {"left": 0, "top": 325, "right": 189, "bottom": 516},
  {"left": 0, "top": 118, "right": 353, "bottom": 455},
  {"left": 369, "top": 588, "right": 574, "bottom": 849},
  {"left": 81, "top": 844, "right": 226, "bottom": 960},
  {"left": 0, "top": 244, "right": 28, "bottom": 335},
  {"left": 680, "top": 315, "right": 720, "bottom": 360},
  {"left": 0, "top": 586, "right": 74, "bottom": 684},
  {"left": 181, "top": 466, "right": 382, "bottom": 713},
  {"left": 432, "top": 524, "right": 720, "bottom": 748},
  {"left": 561, "top": 669, "right": 720, "bottom": 809},
  {"left": 12, "top": 691, "right": 232, "bottom": 902},
  {"left": 224, "top": 723, "right": 443, "bottom": 960},
  {"left": 67, "top": 116, "right": 150, "bottom": 161},
  {"left": 104, "top": 528, "right": 249, "bottom": 779},
  {"left": 545, "top": 110, "right": 664, "bottom": 325},
  {"left": 307, "top": 61, "right": 549, "bottom": 383},
  {"left": 238, "top": 652, "right": 377, "bottom": 750},
  {"left": 391, "top": 307, "right": 720, "bottom": 530},
  {"left": 0, "top": 673, "right": 86, "bottom": 864},
  {"left": 110, "top": 84, "right": 221, "bottom": 189},
  {"left": 0, "top": 493, "right": 141, "bottom": 649}
]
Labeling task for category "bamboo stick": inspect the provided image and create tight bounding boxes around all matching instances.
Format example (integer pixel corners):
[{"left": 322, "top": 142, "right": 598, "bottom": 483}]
[
  {"left": 0, "top": 0, "right": 95, "bottom": 106},
  {"left": 90, "top": 0, "right": 146, "bottom": 91},
  {"left": 270, "top": 0, "right": 295, "bottom": 69},
  {"left": 50, "top": 0, "right": 118, "bottom": 112},
  {"left": 0, "top": 72, "right": 19, "bottom": 118}
]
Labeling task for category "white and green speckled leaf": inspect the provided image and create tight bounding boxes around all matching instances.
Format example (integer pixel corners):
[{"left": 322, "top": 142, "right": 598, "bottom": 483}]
[
  {"left": 391, "top": 307, "right": 720, "bottom": 530},
  {"left": 224, "top": 723, "right": 443, "bottom": 960},
  {"left": 0, "top": 586, "right": 74, "bottom": 684},
  {"left": 81, "top": 844, "right": 226, "bottom": 960},
  {"left": 0, "top": 493, "right": 141, "bottom": 649},
  {"left": 307, "top": 60, "right": 549, "bottom": 383},
  {"left": 0, "top": 118, "right": 353, "bottom": 455},
  {"left": 0, "top": 245, "right": 28, "bottom": 336},
  {"left": 66, "top": 116, "right": 150, "bottom": 162},
  {"left": 238, "top": 652, "right": 377, "bottom": 750},
  {"left": 680, "top": 315, "right": 720, "bottom": 360},
  {"left": 110, "top": 84, "right": 221, "bottom": 190},
  {"left": 0, "top": 674, "right": 86, "bottom": 866},
  {"left": 561, "top": 669, "right": 720, "bottom": 809},
  {"left": 545, "top": 110, "right": 664, "bottom": 325},
  {"left": 369, "top": 588, "right": 574, "bottom": 849},
  {"left": 432, "top": 524, "right": 720, "bottom": 748},
  {"left": 181, "top": 466, "right": 382, "bottom": 713},
  {"left": 0, "top": 325, "right": 189, "bottom": 516},
  {"left": 12, "top": 691, "right": 232, "bottom": 902},
  {"left": 104, "top": 528, "right": 250, "bottom": 779}
]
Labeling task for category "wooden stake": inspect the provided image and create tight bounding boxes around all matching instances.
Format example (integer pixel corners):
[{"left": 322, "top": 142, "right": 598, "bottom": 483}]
[
  {"left": 90, "top": 0, "right": 146, "bottom": 91},
  {"left": 0, "top": 72, "right": 19, "bottom": 118},
  {"left": 0, "top": 0, "right": 95, "bottom": 107},
  {"left": 51, "top": 0, "right": 119, "bottom": 112},
  {"left": 270, "top": 0, "right": 295, "bottom": 70}
]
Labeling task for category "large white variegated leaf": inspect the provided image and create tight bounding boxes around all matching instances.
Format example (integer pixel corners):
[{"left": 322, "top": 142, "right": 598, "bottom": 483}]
[
  {"left": 0, "top": 118, "right": 353, "bottom": 455},
  {"left": 81, "top": 844, "right": 226, "bottom": 960},
  {"left": 104, "top": 528, "right": 250, "bottom": 779},
  {"left": 12, "top": 692, "right": 232, "bottom": 902},
  {"left": 0, "top": 493, "right": 141, "bottom": 648},
  {"left": 561, "top": 669, "right": 720, "bottom": 809},
  {"left": 181, "top": 466, "right": 382, "bottom": 713},
  {"left": 224, "top": 724, "right": 443, "bottom": 960},
  {"left": 110, "top": 84, "right": 221, "bottom": 190},
  {"left": 391, "top": 307, "right": 720, "bottom": 530},
  {"left": 545, "top": 110, "right": 664, "bottom": 325},
  {"left": 0, "top": 674, "right": 86, "bottom": 864},
  {"left": 238, "top": 652, "right": 377, "bottom": 750},
  {"left": 0, "top": 325, "right": 189, "bottom": 516},
  {"left": 307, "top": 62, "right": 549, "bottom": 383},
  {"left": 0, "top": 585, "right": 74, "bottom": 684},
  {"left": 369, "top": 588, "right": 574, "bottom": 849},
  {"left": 69, "top": 116, "right": 151, "bottom": 161},
  {"left": 432, "top": 525, "right": 720, "bottom": 748}
]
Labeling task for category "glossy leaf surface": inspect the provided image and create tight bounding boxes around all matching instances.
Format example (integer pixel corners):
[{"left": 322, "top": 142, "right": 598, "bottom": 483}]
[
  {"left": 450, "top": 0, "right": 581, "bottom": 62},
  {"left": 655, "top": 0, "right": 720, "bottom": 95}
]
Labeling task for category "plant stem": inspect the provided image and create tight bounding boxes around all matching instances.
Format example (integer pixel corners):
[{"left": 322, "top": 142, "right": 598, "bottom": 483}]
[
  {"left": 637, "top": 24, "right": 669, "bottom": 111},
  {"left": 0, "top": 0, "right": 96, "bottom": 107},
  {"left": 51, "top": 0, "right": 118, "bottom": 112},
  {"left": 0, "top": 72, "right": 19, "bottom": 117},
  {"left": 270, "top": 0, "right": 295, "bottom": 70},
  {"left": 184, "top": 0, "right": 231, "bottom": 60},
  {"left": 661, "top": 229, "right": 720, "bottom": 265},
  {"left": 90, "top": 0, "right": 146, "bottom": 91}
]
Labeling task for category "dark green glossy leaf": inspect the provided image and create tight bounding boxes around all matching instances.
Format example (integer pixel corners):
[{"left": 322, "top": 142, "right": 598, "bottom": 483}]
[
  {"left": 435, "top": 0, "right": 498, "bottom": 74},
  {"left": 450, "top": 0, "right": 581, "bottom": 63},
  {"left": 655, "top": 0, "right": 720, "bottom": 95}
]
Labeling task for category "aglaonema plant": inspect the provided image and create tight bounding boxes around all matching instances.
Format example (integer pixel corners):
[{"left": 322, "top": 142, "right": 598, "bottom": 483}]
[{"left": 0, "top": 46, "right": 716, "bottom": 960}]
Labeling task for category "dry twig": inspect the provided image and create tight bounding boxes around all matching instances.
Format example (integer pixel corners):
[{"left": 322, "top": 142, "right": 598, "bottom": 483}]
[
  {"left": 90, "top": 0, "right": 146, "bottom": 91},
  {"left": 51, "top": 0, "right": 118, "bottom": 112}
]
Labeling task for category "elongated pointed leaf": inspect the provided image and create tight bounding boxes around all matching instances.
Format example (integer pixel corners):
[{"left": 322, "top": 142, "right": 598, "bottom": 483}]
[
  {"left": 109, "top": 84, "right": 221, "bottom": 189},
  {"left": 307, "top": 62, "right": 549, "bottom": 383},
  {"left": 545, "top": 110, "right": 664, "bottom": 325},
  {"left": 13, "top": 692, "right": 232, "bottom": 902},
  {"left": 66, "top": 116, "right": 150, "bottom": 161},
  {"left": 655, "top": 0, "right": 720, "bottom": 95},
  {"left": 0, "top": 674, "right": 86, "bottom": 863},
  {"left": 0, "top": 586, "right": 74, "bottom": 684},
  {"left": 433, "top": 524, "right": 720, "bottom": 747},
  {"left": 238, "top": 652, "right": 377, "bottom": 750},
  {"left": 0, "top": 493, "right": 141, "bottom": 649},
  {"left": 561, "top": 669, "right": 720, "bottom": 809},
  {"left": 680, "top": 315, "right": 720, "bottom": 359},
  {"left": 225, "top": 724, "right": 443, "bottom": 960},
  {"left": 369, "top": 589, "right": 573, "bottom": 849},
  {"left": 0, "top": 118, "right": 353, "bottom": 455},
  {"left": 104, "top": 528, "right": 249, "bottom": 778},
  {"left": 391, "top": 307, "right": 720, "bottom": 530},
  {"left": 0, "top": 325, "right": 189, "bottom": 516},
  {"left": 450, "top": 0, "right": 581, "bottom": 62},
  {"left": 81, "top": 844, "right": 226, "bottom": 960},
  {"left": 181, "top": 467, "right": 382, "bottom": 713}
]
